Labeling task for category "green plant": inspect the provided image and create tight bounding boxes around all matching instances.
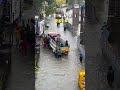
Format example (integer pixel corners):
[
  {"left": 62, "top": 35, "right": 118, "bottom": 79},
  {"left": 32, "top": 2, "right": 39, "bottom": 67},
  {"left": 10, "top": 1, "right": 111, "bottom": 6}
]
[
  {"left": 67, "top": 0, "right": 73, "bottom": 6},
  {"left": 35, "top": 0, "right": 44, "bottom": 17},
  {"left": 45, "top": 1, "right": 56, "bottom": 16}
]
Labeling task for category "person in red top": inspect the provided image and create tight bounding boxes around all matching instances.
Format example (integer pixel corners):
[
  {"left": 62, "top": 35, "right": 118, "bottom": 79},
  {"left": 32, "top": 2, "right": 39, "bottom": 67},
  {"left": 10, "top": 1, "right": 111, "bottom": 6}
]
[{"left": 19, "top": 39, "right": 28, "bottom": 56}]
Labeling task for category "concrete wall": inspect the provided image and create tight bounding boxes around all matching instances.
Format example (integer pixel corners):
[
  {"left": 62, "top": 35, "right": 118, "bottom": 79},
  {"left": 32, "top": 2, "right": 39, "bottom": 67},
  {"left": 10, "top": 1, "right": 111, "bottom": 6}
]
[
  {"left": 86, "top": 0, "right": 108, "bottom": 24},
  {"left": 102, "top": 41, "right": 120, "bottom": 88},
  {"left": 85, "top": 0, "right": 120, "bottom": 88},
  {"left": 85, "top": 0, "right": 96, "bottom": 23},
  {"left": 101, "top": 28, "right": 120, "bottom": 88},
  {"left": 0, "top": 2, "right": 4, "bottom": 20},
  {"left": 10, "top": 0, "right": 21, "bottom": 23}
]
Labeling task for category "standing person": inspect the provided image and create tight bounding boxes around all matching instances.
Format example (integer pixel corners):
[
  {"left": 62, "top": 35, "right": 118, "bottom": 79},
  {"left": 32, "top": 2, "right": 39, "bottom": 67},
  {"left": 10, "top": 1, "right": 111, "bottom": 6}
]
[
  {"left": 55, "top": 49, "right": 58, "bottom": 58},
  {"left": 57, "top": 22, "right": 60, "bottom": 27},
  {"left": 45, "top": 35, "right": 48, "bottom": 48},
  {"left": 107, "top": 66, "right": 114, "bottom": 88},
  {"left": 42, "top": 35, "right": 46, "bottom": 48},
  {"left": 59, "top": 42, "right": 63, "bottom": 48},
  {"left": 65, "top": 40, "right": 69, "bottom": 47},
  {"left": 57, "top": 48, "right": 62, "bottom": 59},
  {"left": 40, "top": 36, "right": 43, "bottom": 46},
  {"left": 80, "top": 54, "right": 83, "bottom": 63},
  {"left": 19, "top": 39, "right": 28, "bottom": 56},
  {"left": 45, "top": 35, "right": 48, "bottom": 47},
  {"left": 15, "top": 27, "right": 21, "bottom": 48},
  {"left": 41, "top": 36, "right": 45, "bottom": 48},
  {"left": 47, "top": 37, "right": 50, "bottom": 48},
  {"left": 63, "top": 23, "right": 67, "bottom": 31}
]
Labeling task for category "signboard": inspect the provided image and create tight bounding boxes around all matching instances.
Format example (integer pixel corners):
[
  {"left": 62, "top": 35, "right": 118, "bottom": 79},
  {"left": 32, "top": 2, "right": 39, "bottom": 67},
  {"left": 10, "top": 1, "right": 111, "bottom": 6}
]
[{"left": 74, "top": 4, "right": 79, "bottom": 8}]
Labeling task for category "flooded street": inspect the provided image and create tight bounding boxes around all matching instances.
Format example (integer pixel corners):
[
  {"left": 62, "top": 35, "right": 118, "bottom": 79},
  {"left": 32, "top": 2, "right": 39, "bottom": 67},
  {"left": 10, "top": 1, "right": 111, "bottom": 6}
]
[{"left": 35, "top": 17, "right": 85, "bottom": 90}]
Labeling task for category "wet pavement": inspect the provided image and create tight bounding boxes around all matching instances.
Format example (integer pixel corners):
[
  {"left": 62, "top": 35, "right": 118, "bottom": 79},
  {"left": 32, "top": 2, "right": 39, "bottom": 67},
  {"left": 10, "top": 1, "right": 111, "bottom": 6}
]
[
  {"left": 35, "top": 17, "right": 85, "bottom": 90},
  {"left": 5, "top": 20, "right": 35, "bottom": 90},
  {"left": 5, "top": 33, "right": 35, "bottom": 90}
]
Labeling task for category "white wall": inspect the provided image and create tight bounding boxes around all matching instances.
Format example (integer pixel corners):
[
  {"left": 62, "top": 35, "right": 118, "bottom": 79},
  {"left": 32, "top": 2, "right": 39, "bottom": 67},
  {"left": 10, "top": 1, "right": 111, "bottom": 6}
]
[{"left": 39, "top": 20, "right": 45, "bottom": 35}]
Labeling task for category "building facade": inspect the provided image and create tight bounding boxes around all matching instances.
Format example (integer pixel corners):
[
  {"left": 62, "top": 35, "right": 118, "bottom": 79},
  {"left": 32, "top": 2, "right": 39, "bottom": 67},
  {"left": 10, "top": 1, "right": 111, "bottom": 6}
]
[
  {"left": 0, "top": 0, "right": 22, "bottom": 24},
  {"left": 10, "top": 0, "right": 21, "bottom": 23}
]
